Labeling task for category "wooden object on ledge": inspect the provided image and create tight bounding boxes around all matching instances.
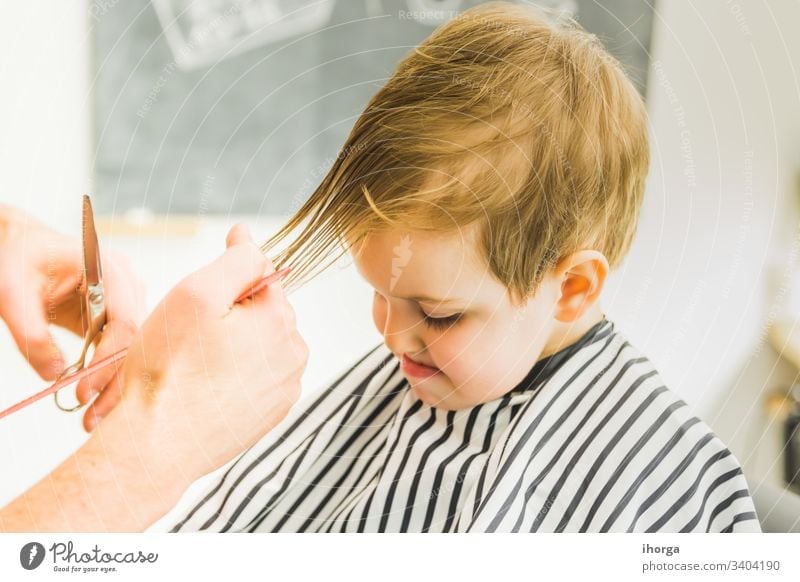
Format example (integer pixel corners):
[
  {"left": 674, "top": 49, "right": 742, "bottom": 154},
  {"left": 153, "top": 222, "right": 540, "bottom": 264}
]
[
  {"left": 95, "top": 214, "right": 199, "bottom": 238},
  {"left": 768, "top": 318, "right": 800, "bottom": 370},
  {"left": 766, "top": 319, "right": 800, "bottom": 418}
]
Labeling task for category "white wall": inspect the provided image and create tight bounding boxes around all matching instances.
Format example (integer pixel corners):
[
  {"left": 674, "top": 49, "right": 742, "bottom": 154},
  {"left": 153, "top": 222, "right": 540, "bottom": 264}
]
[
  {"left": 0, "top": 2, "right": 90, "bottom": 229},
  {"left": 0, "top": 2, "right": 94, "bottom": 507},
  {"left": 1, "top": 0, "right": 799, "bottom": 522},
  {"left": 0, "top": 2, "right": 381, "bottom": 513},
  {"left": 602, "top": 0, "right": 800, "bottom": 493}
]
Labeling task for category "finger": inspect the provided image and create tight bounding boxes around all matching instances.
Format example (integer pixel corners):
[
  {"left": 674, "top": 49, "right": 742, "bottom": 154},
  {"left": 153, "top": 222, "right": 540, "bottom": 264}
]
[
  {"left": 75, "top": 250, "right": 143, "bottom": 402},
  {"left": 222, "top": 244, "right": 274, "bottom": 306},
  {"left": 256, "top": 297, "right": 296, "bottom": 328},
  {"left": 0, "top": 287, "right": 65, "bottom": 380},
  {"left": 101, "top": 250, "right": 147, "bottom": 325},
  {"left": 82, "top": 373, "right": 124, "bottom": 432},
  {"left": 183, "top": 226, "right": 277, "bottom": 314},
  {"left": 225, "top": 223, "right": 253, "bottom": 248},
  {"left": 75, "top": 318, "right": 135, "bottom": 404},
  {"left": 194, "top": 233, "right": 272, "bottom": 312},
  {"left": 223, "top": 223, "right": 282, "bottom": 294},
  {"left": 225, "top": 223, "right": 284, "bottom": 300}
]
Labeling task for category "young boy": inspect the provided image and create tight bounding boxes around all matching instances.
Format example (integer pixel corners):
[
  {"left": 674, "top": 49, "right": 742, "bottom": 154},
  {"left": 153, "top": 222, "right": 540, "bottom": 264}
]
[{"left": 168, "top": 1, "right": 760, "bottom": 532}]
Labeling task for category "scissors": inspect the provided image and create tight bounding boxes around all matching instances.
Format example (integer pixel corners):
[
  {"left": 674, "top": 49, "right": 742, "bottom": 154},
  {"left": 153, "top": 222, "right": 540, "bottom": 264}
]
[
  {"left": 53, "top": 194, "right": 107, "bottom": 412},
  {"left": 0, "top": 194, "right": 291, "bottom": 421}
]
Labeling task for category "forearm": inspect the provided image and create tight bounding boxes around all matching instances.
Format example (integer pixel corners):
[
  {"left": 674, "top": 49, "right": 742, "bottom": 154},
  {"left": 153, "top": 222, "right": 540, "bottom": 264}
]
[
  {"left": 0, "top": 401, "right": 188, "bottom": 532},
  {"left": 0, "top": 203, "right": 13, "bottom": 241},
  {"left": 0, "top": 202, "right": 28, "bottom": 234}
]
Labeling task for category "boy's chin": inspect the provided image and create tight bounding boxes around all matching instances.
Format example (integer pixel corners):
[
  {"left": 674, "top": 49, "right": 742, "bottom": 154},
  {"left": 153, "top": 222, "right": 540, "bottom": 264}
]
[
  {"left": 408, "top": 373, "right": 446, "bottom": 405},
  {"left": 408, "top": 375, "right": 476, "bottom": 410},
  {"left": 408, "top": 374, "right": 516, "bottom": 410}
]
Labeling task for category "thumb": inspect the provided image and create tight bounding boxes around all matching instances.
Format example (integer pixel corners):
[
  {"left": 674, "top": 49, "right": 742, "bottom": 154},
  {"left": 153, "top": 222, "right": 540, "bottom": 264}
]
[
  {"left": 0, "top": 294, "right": 65, "bottom": 380},
  {"left": 226, "top": 223, "right": 254, "bottom": 248},
  {"left": 222, "top": 223, "right": 280, "bottom": 302},
  {"left": 191, "top": 224, "right": 272, "bottom": 310}
]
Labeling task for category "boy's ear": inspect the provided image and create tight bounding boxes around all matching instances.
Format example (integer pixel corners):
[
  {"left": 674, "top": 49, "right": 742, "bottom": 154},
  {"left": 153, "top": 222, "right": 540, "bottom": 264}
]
[{"left": 552, "top": 250, "right": 609, "bottom": 323}]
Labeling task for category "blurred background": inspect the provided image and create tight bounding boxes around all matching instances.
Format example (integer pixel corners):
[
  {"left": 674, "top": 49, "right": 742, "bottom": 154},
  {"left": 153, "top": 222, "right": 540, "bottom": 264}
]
[{"left": 1, "top": 0, "right": 799, "bottom": 531}]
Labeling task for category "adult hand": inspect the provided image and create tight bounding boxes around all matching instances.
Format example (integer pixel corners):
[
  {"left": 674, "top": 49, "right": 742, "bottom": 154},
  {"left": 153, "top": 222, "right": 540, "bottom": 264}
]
[
  {"left": 0, "top": 204, "right": 145, "bottom": 431},
  {"left": 100, "top": 223, "right": 307, "bottom": 484},
  {"left": 0, "top": 223, "right": 306, "bottom": 532}
]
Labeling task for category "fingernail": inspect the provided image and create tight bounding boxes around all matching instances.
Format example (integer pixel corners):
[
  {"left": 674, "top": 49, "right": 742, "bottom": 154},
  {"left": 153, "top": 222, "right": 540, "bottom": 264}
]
[
  {"left": 87, "top": 413, "right": 101, "bottom": 431},
  {"left": 78, "top": 388, "right": 96, "bottom": 405}
]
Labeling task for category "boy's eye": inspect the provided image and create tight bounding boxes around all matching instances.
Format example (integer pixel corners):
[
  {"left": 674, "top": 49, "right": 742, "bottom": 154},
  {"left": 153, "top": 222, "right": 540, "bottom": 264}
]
[{"left": 421, "top": 312, "right": 462, "bottom": 331}]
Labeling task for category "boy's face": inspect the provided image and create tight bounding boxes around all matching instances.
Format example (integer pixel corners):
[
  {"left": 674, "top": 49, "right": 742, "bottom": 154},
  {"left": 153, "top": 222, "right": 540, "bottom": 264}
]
[{"left": 350, "top": 228, "right": 566, "bottom": 410}]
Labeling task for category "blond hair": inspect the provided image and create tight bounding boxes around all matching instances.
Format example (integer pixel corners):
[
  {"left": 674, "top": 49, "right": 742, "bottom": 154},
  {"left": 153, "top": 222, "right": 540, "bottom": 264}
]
[{"left": 262, "top": 1, "right": 649, "bottom": 304}]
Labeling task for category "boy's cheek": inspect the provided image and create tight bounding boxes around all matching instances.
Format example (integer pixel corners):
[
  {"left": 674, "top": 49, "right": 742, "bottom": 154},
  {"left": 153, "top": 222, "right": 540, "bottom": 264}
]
[
  {"left": 437, "top": 351, "right": 491, "bottom": 389},
  {"left": 371, "top": 294, "right": 387, "bottom": 333},
  {"left": 460, "top": 349, "right": 528, "bottom": 394}
]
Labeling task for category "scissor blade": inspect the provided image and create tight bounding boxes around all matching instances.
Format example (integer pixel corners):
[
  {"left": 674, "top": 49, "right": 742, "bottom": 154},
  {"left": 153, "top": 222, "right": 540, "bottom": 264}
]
[{"left": 82, "top": 194, "right": 102, "bottom": 287}]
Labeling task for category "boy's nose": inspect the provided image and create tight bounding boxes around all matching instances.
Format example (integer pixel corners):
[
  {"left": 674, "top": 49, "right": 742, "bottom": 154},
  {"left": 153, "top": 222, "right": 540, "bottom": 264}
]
[{"left": 380, "top": 304, "right": 426, "bottom": 360}]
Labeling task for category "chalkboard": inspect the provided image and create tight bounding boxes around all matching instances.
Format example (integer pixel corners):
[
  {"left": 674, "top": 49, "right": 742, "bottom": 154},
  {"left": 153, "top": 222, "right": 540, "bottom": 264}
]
[{"left": 92, "top": 0, "right": 653, "bottom": 216}]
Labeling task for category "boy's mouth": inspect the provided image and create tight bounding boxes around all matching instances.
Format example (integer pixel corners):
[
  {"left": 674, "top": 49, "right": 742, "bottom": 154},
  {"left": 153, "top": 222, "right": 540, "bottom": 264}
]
[{"left": 401, "top": 353, "right": 442, "bottom": 379}]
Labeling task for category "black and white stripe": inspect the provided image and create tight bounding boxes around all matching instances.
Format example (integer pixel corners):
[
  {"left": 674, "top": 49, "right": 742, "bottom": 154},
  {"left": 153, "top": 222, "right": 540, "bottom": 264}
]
[{"left": 169, "top": 317, "right": 760, "bottom": 533}]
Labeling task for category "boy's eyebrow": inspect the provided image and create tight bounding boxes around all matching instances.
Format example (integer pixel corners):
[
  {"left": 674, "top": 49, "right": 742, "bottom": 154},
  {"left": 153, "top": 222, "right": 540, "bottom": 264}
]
[
  {"left": 402, "top": 294, "right": 464, "bottom": 305},
  {"left": 351, "top": 262, "right": 465, "bottom": 305}
]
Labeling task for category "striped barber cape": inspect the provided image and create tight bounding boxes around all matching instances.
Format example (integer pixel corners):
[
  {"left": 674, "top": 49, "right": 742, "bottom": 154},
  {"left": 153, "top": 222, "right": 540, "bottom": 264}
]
[{"left": 168, "top": 316, "right": 761, "bottom": 533}]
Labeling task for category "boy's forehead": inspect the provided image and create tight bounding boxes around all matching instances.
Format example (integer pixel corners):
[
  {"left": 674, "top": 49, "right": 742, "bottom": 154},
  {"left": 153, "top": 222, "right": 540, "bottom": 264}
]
[
  {"left": 354, "top": 229, "right": 478, "bottom": 267},
  {"left": 350, "top": 228, "right": 490, "bottom": 298}
]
